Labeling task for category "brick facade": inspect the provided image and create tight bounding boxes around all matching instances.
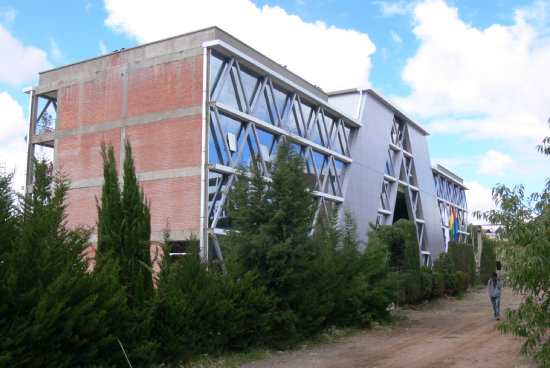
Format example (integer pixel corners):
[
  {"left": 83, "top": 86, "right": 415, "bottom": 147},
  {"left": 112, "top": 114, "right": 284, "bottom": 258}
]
[{"left": 56, "top": 51, "right": 203, "bottom": 240}]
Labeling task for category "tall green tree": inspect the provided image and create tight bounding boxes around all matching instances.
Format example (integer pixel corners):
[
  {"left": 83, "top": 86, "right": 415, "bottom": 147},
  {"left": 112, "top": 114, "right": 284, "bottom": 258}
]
[
  {"left": 96, "top": 139, "right": 153, "bottom": 309},
  {"left": 0, "top": 169, "right": 19, "bottom": 257},
  {"left": 0, "top": 160, "right": 127, "bottom": 367},
  {"left": 479, "top": 134, "right": 550, "bottom": 366},
  {"left": 224, "top": 139, "right": 324, "bottom": 343}
]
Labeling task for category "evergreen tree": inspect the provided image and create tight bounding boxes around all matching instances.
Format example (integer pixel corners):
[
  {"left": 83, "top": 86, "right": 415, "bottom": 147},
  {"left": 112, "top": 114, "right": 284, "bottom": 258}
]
[
  {"left": 224, "top": 139, "right": 321, "bottom": 343},
  {"left": 0, "top": 160, "right": 127, "bottom": 367},
  {"left": 95, "top": 140, "right": 155, "bottom": 365},
  {"left": 96, "top": 140, "right": 122, "bottom": 258},
  {"left": 478, "top": 236, "right": 497, "bottom": 283},
  {"left": 96, "top": 139, "right": 153, "bottom": 309},
  {"left": 0, "top": 169, "right": 19, "bottom": 258}
]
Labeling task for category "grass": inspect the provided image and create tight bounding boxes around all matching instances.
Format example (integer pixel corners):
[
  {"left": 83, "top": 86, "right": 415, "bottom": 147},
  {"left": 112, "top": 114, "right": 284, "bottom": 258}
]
[
  {"left": 182, "top": 349, "right": 270, "bottom": 368},
  {"left": 180, "top": 326, "right": 360, "bottom": 368}
]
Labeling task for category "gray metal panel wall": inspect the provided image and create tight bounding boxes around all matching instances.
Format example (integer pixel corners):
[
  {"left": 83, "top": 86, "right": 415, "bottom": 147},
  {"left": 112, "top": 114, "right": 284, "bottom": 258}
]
[
  {"left": 407, "top": 125, "right": 446, "bottom": 261},
  {"left": 329, "top": 92, "right": 394, "bottom": 244},
  {"left": 330, "top": 92, "right": 446, "bottom": 261}
]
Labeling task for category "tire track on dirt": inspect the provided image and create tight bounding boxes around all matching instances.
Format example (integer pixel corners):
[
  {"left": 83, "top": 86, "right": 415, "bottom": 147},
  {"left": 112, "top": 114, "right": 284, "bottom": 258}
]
[{"left": 239, "top": 288, "right": 535, "bottom": 368}]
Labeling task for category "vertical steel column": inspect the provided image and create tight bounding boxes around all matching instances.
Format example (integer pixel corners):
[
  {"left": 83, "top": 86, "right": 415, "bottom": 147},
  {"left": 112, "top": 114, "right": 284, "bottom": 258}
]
[
  {"left": 199, "top": 46, "right": 210, "bottom": 263},
  {"left": 23, "top": 86, "right": 37, "bottom": 196}
]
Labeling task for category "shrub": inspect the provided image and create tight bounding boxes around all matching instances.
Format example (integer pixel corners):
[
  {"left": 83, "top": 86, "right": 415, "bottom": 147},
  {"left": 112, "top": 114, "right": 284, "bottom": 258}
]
[
  {"left": 479, "top": 237, "right": 497, "bottom": 283},
  {"left": 372, "top": 219, "right": 420, "bottom": 305},
  {"left": 448, "top": 241, "right": 476, "bottom": 286},
  {"left": 455, "top": 271, "right": 468, "bottom": 293},
  {"left": 356, "top": 236, "right": 400, "bottom": 323},
  {"left": 404, "top": 271, "right": 422, "bottom": 304},
  {"left": 419, "top": 266, "right": 433, "bottom": 300},
  {"left": 432, "top": 272, "right": 445, "bottom": 297}
]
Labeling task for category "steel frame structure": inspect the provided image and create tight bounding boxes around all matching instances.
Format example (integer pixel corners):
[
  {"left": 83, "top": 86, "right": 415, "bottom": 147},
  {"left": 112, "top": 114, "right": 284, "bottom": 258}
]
[
  {"left": 375, "top": 116, "right": 431, "bottom": 265},
  {"left": 201, "top": 45, "right": 358, "bottom": 261},
  {"left": 23, "top": 87, "right": 57, "bottom": 195},
  {"left": 433, "top": 166, "right": 469, "bottom": 250}
]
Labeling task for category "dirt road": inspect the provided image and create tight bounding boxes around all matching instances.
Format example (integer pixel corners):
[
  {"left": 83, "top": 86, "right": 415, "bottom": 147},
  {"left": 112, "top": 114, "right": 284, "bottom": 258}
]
[{"left": 239, "top": 287, "right": 535, "bottom": 368}]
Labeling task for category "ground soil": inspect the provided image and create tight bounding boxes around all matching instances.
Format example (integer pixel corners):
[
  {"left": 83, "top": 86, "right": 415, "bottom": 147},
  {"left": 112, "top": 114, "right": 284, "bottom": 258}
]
[{"left": 239, "top": 287, "right": 535, "bottom": 368}]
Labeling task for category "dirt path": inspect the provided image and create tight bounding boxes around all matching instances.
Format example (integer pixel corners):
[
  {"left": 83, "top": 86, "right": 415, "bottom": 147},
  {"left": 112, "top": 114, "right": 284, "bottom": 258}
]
[{"left": 239, "top": 287, "right": 535, "bottom": 368}]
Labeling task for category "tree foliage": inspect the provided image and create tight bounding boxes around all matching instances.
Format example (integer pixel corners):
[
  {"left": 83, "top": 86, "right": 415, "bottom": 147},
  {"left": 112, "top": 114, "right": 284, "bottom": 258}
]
[
  {"left": 0, "top": 161, "right": 127, "bottom": 367},
  {"left": 479, "top": 236, "right": 497, "bottom": 283},
  {"left": 223, "top": 139, "right": 398, "bottom": 346},
  {"left": 479, "top": 134, "right": 550, "bottom": 366},
  {"left": 96, "top": 140, "right": 153, "bottom": 309}
]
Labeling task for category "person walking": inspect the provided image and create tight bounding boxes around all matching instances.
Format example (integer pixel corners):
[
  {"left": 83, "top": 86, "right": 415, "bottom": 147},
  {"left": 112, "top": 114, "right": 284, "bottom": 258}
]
[{"left": 488, "top": 272, "right": 502, "bottom": 320}]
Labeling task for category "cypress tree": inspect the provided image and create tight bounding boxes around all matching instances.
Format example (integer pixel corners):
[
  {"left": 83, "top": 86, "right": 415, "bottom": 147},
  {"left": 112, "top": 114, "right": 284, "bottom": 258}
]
[
  {"left": 96, "top": 141, "right": 122, "bottom": 257},
  {"left": 95, "top": 140, "right": 155, "bottom": 365},
  {"left": 0, "top": 160, "right": 127, "bottom": 367},
  {"left": 96, "top": 139, "right": 153, "bottom": 309},
  {"left": 121, "top": 139, "right": 153, "bottom": 307},
  {"left": 225, "top": 139, "right": 328, "bottom": 343}
]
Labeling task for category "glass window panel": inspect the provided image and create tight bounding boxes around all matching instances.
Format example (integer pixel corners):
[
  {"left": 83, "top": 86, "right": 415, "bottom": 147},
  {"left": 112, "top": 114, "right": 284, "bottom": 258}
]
[
  {"left": 299, "top": 102, "right": 313, "bottom": 135},
  {"left": 253, "top": 88, "right": 275, "bottom": 124},
  {"left": 239, "top": 66, "right": 261, "bottom": 107},
  {"left": 308, "top": 115, "right": 323, "bottom": 146},
  {"left": 287, "top": 107, "right": 300, "bottom": 136},
  {"left": 254, "top": 128, "right": 276, "bottom": 158},
  {"left": 334, "top": 159, "right": 345, "bottom": 186},
  {"left": 208, "top": 172, "right": 230, "bottom": 228},
  {"left": 217, "top": 113, "right": 246, "bottom": 163},
  {"left": 209, "top": 53, "right": 226, "bottom": 95},
  {"left": 273, "top": 85, "right": 289, "bottom": 118},
  {"left": 209, "top": 116, "right": 225, "bottom": 165},
  {"left": 216, "top": 67, "right": 245, "bottom": 110}
]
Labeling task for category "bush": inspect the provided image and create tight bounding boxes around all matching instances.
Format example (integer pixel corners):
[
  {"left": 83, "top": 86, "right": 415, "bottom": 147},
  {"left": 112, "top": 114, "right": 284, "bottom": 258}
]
[
  {"left": 479, "top": 237, "right": 497, "bottom": 283},
  {"left": 373, "top": 219, "right": 421, "bottom": 305},
  {"left": 404, "top": 271, "right": 422, "bottom": 304},
  {"left": 448, "top": 241, "right": 476, "bottom": 286},
  {"left": 455, "top": 271, "right": 468, "bottom": 293},
  {"left": 419, "top": 266, "right": 433, "bottom": 300},
  {"left": 356, "top": 236, "right": 400, "bottom": 323},
  {"left": 432, "top": 272, "right": 445, "bottom": 297}
]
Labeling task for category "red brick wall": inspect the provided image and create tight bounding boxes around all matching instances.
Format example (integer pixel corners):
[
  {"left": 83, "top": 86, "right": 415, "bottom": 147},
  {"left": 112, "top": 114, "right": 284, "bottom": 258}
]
[
  {"left": 126, "top": 115, "right": 201, "bottom": 173},
  {"left": 127, "top": 56, "right": 202, "bottom": 117},
  {"left": 58, "top": 129, "right": 121, "bottom": 181},
  {"left": 59, "top": 75, "right": 123, "bottom": 130},
  {"left": 58, "top": 52, "right": 204, "bottom": 238},
  {"left": 143, "top": 177, "right": 201, "bottom": 232},
  {"left": 65, "top": 186, "right": 102, "bottom": 229}
]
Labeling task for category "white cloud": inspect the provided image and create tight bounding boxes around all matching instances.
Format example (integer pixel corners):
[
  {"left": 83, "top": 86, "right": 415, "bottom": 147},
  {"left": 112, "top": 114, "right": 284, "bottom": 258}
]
[
  {"left": 432, "top": 156, "right": 472, "bottom": 168},
  {"left": 390, "top": 29, "right": 402, "bottom": 43},
  {"left": 50, "top": 38, "right": 62, "bottom": 62},
  {"left": 374, "top": 1, "right": 412, "bottom": 17},
  {"left": 392, "top": 0, "right": 550, "bottom": 146},
  {"left": 477, "top": 150, "right": 514, "bottom": 176},
  {"left": 0, "top": 23, "right": 51, "bottom": 86},
  {"left": 0, "top": 92, "right": 29, "bottom": 192},
  {"left": 464, "top": 180, "right": 498, "bottom": 225},
  {"left": 99, "top": 40, "right": 107, "bottom": 55},
  {"left": 0, "top": 7, "right": 16, "bottom": 25},
  {"left": 103, "top": 0, "right": 376, "bottom": 91}
]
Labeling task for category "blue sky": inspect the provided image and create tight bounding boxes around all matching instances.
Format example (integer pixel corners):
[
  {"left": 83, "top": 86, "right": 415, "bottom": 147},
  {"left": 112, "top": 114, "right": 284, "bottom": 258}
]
[{"left": 1, "top": 0, "right": 549, "bottom": 222}]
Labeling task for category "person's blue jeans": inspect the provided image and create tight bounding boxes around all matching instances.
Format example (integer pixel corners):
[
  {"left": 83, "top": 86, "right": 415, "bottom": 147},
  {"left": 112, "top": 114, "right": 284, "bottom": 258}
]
[{"left": 491, "top": 296, "right": 500, "bottom": 317}]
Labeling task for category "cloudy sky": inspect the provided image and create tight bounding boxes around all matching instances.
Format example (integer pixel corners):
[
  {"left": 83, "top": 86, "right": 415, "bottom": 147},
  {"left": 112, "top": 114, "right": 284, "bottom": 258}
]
[{"left": 1, "top": 0, "right": 549, "bottom": 222}]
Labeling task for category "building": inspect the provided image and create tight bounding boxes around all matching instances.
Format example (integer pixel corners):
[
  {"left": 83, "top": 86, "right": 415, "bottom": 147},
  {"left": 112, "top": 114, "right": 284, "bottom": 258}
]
[{"left": 24, "top": 27, "right": 468, "bottom": 266}]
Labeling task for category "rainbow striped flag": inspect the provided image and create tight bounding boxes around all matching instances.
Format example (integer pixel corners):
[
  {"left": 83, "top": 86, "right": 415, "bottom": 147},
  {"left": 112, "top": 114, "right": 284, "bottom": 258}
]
[{"left": 449, "top": 205, "right": 456, "bottom": 242}]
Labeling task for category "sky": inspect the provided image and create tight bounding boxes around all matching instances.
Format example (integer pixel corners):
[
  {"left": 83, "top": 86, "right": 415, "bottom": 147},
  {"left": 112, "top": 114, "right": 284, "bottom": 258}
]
[{"left": 0, "top": 0, "right": 549, "bottom": 224}]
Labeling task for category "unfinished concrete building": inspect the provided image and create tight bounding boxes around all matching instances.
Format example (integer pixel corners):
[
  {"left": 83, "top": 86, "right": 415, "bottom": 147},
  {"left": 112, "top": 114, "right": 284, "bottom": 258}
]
[{"left": 25, "top": 27, "right": 468, "bottom": 265}]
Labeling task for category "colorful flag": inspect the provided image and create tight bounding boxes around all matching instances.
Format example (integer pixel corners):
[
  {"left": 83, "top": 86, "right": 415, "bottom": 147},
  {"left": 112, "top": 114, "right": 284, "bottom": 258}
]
[
  {"left": 454, "top": 206, "right": 459, "bottom": 242},
  {"left": 449, "top": 205, "right": 455, "bottom": 242}
]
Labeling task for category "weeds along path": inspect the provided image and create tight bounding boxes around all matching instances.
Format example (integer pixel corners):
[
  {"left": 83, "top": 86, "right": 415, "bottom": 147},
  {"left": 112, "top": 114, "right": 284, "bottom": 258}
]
[{"left": 239, "top": 287, "right": 535, "bottom": 368}]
